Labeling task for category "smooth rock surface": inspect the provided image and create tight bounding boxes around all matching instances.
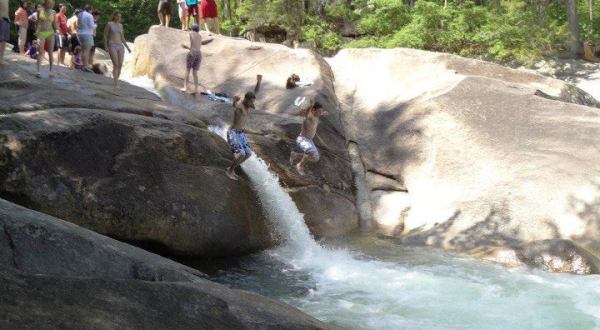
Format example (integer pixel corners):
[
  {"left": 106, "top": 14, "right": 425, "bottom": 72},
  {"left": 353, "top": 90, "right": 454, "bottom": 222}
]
[
  {"left": 0, "top": 106, "right": 271, "bottom": 257},
  {"left": 130, "top": 26, "right": 359, "bottom": 236},
  {"left": 329, "top": 48, "right": 600, "bottom": 273},
  {"left": 0, "top": 55, "right": 203, "bottom": 127},
  {"left": 0, "top": 197, "right": 204, "bottom": 282}
]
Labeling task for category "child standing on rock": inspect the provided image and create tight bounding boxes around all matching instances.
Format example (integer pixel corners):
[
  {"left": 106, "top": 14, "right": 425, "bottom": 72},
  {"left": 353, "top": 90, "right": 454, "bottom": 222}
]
[{"left": 181, "top": 23, "right": 202, "bottom": 95}]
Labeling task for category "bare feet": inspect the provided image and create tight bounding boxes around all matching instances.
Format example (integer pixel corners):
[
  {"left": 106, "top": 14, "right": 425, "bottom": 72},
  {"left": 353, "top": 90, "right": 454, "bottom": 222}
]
[
  {"left": 296, "top": 163, "right": 305, "bottom": 176},
  {"left": 225, "top": 168, "right": 240, "bottom": 181}
]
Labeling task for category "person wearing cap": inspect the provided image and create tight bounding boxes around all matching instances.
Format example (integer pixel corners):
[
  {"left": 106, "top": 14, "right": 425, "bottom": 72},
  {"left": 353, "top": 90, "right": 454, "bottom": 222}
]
[{"left": 181, "top": 23, "right": 202, "bottom": 95}]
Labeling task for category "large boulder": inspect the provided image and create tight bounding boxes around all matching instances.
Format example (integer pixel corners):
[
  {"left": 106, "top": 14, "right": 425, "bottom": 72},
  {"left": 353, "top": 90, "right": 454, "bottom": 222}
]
[
  {"left": 0, "top": 198, "right": 334, "bottom": 329},
  {"left": 0, "top": 197, "right": 204, "bottom": 282},
  {"left": 130, "top": 26, "right": 359, "bottom": 236},
  {"left": 0, "top": 106, "right": 271, "bottom": 257},
  {"left": 329, "top": 48, "right": 600, "bottom": 273},
  {"left": 0, "top": 55, "right": 203, "bottom": 127}
]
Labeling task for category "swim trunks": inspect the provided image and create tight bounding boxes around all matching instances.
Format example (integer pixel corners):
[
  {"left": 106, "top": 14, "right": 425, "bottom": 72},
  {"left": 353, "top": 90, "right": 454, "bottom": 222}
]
[
  {"left": 188, "top": 4, "right": 199, "bottom": 16},
  {"left": 0, "top": 18, "right": 10, "bottom": 42},
  {"left": 201, "top": 0, "right": 218, "bottom": 18},
  {"left": 227, "top": 128, "right": 252, "bottom": 158},
  {"left": 78, "top": 34, "right": 94, "bottom": 48},
  {"left": 296, "top": 136, "right": 319, "bottom": 161},
  {"left": 69, "top": 34, "right": 80, "bottom": 52},
  {"left": 158, "top": 0, "right": 173, "bottom": 15},
  {"left": 58, "top": 33, "right": 70, "bottom": 49},
  {"left": 186, "top": 49, "right": 201, "bottom": 70}
]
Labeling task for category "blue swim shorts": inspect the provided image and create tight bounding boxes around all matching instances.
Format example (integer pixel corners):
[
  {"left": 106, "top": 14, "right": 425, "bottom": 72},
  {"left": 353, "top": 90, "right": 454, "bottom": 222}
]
[{"left": 227, "top": 128, "right": 252, "bottom": 158}]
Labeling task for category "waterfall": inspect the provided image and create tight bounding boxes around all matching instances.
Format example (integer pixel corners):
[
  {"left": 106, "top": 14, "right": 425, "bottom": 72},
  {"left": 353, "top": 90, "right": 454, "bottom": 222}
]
[
  {"left": 123, "top": 72, "right": 600, "bottom": 330},
  {"left": 207, "top": 126, "right": 321, "bottom": 257}
]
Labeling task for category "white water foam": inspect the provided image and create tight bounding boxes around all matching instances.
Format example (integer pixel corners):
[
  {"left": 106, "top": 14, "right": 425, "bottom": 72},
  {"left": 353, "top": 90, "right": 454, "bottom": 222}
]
[
  {"left": 209, "top": 126, "right": 600, "bottom": 330},
  {"left": 124, "top": 72, "right": 600, "bottom": 329}
]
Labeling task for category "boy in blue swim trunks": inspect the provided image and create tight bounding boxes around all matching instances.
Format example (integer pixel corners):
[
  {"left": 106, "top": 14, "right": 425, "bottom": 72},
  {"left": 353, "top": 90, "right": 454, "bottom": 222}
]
[{"left": 225, "top": 74, "right": 262, "bottom": 180}]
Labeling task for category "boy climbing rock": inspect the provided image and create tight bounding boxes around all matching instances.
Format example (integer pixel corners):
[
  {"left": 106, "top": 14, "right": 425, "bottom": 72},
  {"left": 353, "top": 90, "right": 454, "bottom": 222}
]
[
  {"left": 225, "top": 74, "right": 262, "bottom": 180},
  {"left": 181, "top": 23, "right": 202, "bottom": 95},
  {"left": 290, "top": 99, "right": 328, "bottom": 176}
]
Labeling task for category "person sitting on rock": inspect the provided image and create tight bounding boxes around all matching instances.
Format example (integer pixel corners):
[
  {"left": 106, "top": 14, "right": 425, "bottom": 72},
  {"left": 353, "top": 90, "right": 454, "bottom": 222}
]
[
  {"left": 286, "top": 73, "right": 300, "bottom": 89},
  {"left": 181, "top": 23, "right": 202, "bottom": 95},
  {"left": 25, "top": 39, "right": 39, "bottom": 59},
  {"left": 290, "top": 99, "right": 328, "bottom": 176},
  {"left": 225, "top": 74, "right": 262, "bottom": 180}
]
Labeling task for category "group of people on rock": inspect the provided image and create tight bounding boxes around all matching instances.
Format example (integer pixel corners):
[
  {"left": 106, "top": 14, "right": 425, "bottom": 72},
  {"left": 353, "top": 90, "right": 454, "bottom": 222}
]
[
  {"left": 159, "top": 0, "right": 220, "bottom": 35},
  {"left": 0, "top": 0, "right": 129, "bottom": 91},
  {"left": 0, "top": 0, "right": 326, "bottom": 177},
  {"left": 176, "top": 23, "right": 327, "bottom": 178}
]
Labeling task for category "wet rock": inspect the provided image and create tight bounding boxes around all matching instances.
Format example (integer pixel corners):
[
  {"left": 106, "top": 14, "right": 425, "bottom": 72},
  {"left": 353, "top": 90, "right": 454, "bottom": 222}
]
[
  {"left": 0, "top": 198, "right": 334, "bottom": 329},
  {"left": 131, "top": 26, "right": 359, "bottom": 236},
  {"left": 515, "top": 239, "right": 600, "bottom": 275},
  {"left": 288, "top": 186, "right": 358, "bottom": 237}
]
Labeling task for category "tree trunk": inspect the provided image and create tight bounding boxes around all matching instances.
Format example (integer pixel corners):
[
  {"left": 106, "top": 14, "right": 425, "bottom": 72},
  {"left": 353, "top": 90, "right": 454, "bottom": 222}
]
[
  {"left": 566, "top": 0, "right": 583, "bottom": 57},
  {"left": 590, "top": 0, "right": 594, "bottom": 21},
  {"left": 317, "top": 0, "right": 327, "bottom": 17},
  {"left": 224, "top": 0, "right": 232, "bottom": 21}
]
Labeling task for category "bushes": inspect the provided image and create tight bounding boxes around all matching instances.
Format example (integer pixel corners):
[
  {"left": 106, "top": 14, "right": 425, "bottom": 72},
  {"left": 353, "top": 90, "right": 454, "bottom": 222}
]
[
  {"left": 6, "top": 0, "right": 597, "bottom": 65},
  {"left": 345, "top": 0, "right": 569, "bottom": 65}
]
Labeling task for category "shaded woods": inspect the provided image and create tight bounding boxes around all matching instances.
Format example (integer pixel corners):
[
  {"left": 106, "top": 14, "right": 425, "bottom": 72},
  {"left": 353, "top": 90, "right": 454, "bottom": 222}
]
[{"left": 222, "top": 0, "right": 600, "bottom": 64}]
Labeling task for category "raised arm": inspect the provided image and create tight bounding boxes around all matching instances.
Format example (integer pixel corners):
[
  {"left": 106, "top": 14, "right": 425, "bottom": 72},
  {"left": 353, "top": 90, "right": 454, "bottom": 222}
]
[
  {"left": 232, "top": 95, "right": 241, "bottom": 107},
  {"left": 254, "top": 74, "right": 262, "bottom": 94}
]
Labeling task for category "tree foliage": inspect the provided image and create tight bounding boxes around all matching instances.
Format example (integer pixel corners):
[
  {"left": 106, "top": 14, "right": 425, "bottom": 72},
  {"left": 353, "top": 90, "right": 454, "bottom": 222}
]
[{"left": 9, "top": 0, "right": 600, "bottom": 64}]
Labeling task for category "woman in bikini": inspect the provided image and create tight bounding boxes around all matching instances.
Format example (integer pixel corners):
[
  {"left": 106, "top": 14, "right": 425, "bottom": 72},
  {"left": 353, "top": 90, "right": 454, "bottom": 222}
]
[
  {"left": 177, "top": 0, "right": 187, "bottom": 30},
  {"left": 35, "top": 0, "right": 57, "bottom": 78},
  {"left": 103, "top": 11, "right": 131, "bottom": 92}
]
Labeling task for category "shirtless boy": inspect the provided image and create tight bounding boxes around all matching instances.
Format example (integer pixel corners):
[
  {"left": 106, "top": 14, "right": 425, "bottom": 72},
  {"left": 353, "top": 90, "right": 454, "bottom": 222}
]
[
  {"left": 225, "top": 75, "right": 263, "bottom": 180},
  {"left": 181, "top": 23, "right": 202, "bottom": 95},
  {"left": 290, "top": 99, "right": 328, "bottom": 175},
  {"left": 0, "top": 0, "right": 9, "bottom": 65}
]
